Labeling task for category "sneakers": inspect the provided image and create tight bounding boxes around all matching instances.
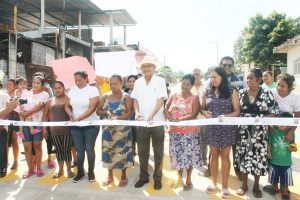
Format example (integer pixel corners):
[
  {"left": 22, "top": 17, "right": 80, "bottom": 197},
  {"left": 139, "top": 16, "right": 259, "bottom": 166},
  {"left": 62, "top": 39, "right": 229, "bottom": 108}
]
[
  {"left": 73, "top": 172, "right": 85, "bottom": 183},
  {"left": 0, "top": 168, "right": 7, "bottom": 178},
  {"left": 88, "top": 172, "right": 95, "bottom": 182}
]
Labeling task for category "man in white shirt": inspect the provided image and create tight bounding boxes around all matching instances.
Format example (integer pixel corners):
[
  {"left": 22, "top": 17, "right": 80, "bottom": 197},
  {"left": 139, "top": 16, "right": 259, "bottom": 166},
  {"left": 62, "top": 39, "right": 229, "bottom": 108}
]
[{"left": 131, "top": 56, "right": 168, "bottom": 190}]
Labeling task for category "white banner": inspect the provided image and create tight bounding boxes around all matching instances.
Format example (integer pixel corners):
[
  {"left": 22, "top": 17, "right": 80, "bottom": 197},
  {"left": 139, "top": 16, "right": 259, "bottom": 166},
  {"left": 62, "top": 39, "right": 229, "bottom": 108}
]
[
  {"left": 95, "top": 50, "right": 137, "bottom": 77},
  {"left": 1, "top": 117, "right": 299, "bottom": 127}
]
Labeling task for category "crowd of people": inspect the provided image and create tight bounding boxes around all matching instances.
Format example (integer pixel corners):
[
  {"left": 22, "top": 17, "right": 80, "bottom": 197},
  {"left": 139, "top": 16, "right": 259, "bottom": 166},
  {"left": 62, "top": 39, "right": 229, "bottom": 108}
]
[{"left": 0, "top": 56, "right": 298, "bottom": 200}]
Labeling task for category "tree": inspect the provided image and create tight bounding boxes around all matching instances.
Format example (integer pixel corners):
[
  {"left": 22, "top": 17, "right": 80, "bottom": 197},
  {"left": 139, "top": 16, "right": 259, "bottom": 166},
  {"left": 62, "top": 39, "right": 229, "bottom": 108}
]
[
  {"left": 233, "top": 34, "right": 246, "bottom": 65},
  {"left": 235, "top": 11, "right": 300, "bottom": 68}
]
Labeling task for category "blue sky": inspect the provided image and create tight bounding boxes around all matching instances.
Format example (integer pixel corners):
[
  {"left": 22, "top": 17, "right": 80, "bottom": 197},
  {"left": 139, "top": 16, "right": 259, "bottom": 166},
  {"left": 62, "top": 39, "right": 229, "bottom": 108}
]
[{"left": 91, "top": 0, "right": 300, "bottom": 73}]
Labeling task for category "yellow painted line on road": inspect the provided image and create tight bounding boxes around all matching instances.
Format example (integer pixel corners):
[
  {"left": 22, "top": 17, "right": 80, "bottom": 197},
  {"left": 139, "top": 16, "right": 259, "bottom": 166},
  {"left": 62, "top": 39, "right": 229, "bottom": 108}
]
[{"left": 0, "top": 169, "right": 20, "bottom": 181}]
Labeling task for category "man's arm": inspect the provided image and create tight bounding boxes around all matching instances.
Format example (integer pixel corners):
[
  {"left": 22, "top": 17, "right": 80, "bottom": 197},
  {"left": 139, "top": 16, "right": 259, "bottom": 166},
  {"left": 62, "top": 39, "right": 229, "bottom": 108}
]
[{"left": 0, "top": 101, "right": 18, "bottom": 119}]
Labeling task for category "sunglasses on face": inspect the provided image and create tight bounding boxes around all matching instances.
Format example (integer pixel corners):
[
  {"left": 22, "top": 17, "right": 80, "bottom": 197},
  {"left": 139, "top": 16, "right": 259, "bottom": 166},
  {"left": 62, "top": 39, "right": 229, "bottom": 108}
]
[{"left": 222, "top": 64, "right": 233, "bottom": 68}]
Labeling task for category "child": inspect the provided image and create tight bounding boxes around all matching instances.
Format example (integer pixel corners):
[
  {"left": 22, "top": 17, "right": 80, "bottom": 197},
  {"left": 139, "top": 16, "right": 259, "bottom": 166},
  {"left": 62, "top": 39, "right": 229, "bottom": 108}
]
[
  {"left": 15, "top": 77, "right": 39, "bottom": 138},
  {"left": 267, "top": 112, "right": 297, "bottom": 200}
]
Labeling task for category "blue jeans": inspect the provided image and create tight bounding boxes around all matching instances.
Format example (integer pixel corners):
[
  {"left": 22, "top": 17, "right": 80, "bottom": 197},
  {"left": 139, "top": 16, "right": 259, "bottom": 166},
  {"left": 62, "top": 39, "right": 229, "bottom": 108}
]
[
  {"left": 0, "top": 128, "right": 8, "bottom": 169},
  {"left": 70, "top": 126, "right": 99, "bottom": 173}
]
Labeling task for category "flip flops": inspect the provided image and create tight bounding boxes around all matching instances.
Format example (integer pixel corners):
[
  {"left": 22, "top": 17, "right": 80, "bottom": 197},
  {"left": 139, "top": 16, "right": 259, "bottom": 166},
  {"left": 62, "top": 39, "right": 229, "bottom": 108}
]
[
  {"left": 236, "top": 186, "right": 248, "bottom": 195},
  {"left": 102, "top": 178, "right": 114, "bottom": 186},
  {"left": 221, "top": 188, "right": 231, "bottom": 199},
  {"left": 206, "top": 184, "right": 218, "bottom": 194},
  {"left": 53, "top": 172, "right": 64, "bottom": 179},
  {"left": 23, "top": 171, "right": 35, "bottom": 179},
  {"left": 118, "top": 179, "right": 128, "bottom": 187},
  {"left": 183, "top": 183, "right": 193, "bottom": 191},
  {"left": 36, "top": 169, "right": 45, "bottom": 177},
  {"left": 253, "top": 188, "right": 263, "bottom": 198}
]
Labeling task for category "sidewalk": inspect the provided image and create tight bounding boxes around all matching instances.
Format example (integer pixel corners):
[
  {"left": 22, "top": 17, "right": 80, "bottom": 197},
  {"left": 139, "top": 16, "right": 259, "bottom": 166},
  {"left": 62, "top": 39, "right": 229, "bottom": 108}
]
[{"left": 0, "top": 130, "right": 299, "bottom": 200}]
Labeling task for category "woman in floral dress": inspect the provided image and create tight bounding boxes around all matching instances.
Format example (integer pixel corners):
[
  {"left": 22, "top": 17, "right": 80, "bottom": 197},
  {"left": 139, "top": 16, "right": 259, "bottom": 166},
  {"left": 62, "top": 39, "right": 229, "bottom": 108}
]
[
  {"left": 97, "top": 75, "right": 133, "bottom": 187},
  {"left": 165, "top": 74, "right": 201, "bottom": 191},
  {"left": 235, "top": 68, "right": 279, "bottom": 198}
]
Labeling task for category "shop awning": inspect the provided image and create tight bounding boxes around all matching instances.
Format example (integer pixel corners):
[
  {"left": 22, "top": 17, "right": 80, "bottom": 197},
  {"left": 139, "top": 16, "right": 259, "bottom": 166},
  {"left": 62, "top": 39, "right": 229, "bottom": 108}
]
[{"left": 51, "top": 56, "right": 96, "bottom": 89}]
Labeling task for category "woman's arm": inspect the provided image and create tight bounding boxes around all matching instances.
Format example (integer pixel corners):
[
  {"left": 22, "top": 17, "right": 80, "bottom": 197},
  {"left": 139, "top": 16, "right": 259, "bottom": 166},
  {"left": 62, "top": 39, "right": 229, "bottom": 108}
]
[
  {"left": 42, "top": 99, "right": 51, "bottom": 139},
  {"left": 285, "top": 111, "right": 300, "bottom": 141},
  {"left": 19, "top": 102, "right": 45, "bottom": 118},
  {"left": 164, "top": 94, "right": 174, "bottom": 121},
  {"left": 115, "top": 96, "right": 132, "bottom": 120},
  {"left": 96, "top": 96, "right": 108, "bottom": 117},
  {"left": 74, "top": 96, "right": 100, "bottom": 121},
  {"left": 64, "top": 97, "right": 74, "bottom": 120},
  {"left": 223, "top": 90, "right": 241, "bottom": 117}
]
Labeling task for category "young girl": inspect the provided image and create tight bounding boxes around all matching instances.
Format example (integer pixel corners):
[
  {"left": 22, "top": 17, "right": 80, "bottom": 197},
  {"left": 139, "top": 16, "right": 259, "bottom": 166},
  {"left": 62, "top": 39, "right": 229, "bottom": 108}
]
[
  {"left": 267, "top": 112, "right": 297, "bottom": 200},
  {"left": 15, "top": 77, "right": 39, "bottom": 139}
]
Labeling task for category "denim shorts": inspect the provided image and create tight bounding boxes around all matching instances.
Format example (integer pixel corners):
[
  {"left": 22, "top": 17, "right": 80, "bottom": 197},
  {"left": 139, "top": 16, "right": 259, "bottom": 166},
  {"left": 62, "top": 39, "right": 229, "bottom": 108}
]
[{"left": 22, "top": 126, "right": 43, "bottom": 142}]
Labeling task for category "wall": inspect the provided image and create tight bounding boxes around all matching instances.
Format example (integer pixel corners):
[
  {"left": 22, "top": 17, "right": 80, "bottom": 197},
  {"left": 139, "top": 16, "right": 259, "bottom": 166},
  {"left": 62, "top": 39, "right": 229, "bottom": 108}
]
[{"left": 287, "top": 45, "right": 300, "bottom": 92}]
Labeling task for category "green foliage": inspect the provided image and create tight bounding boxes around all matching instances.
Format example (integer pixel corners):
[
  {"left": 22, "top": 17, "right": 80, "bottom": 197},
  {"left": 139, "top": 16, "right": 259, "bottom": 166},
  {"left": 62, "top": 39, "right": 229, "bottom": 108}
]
[
  {"left": 234, "top": 11, "right": 300, "bottom": 68},
  {"left": 157, "top": 66, "right": 185, "bottom": 83}
]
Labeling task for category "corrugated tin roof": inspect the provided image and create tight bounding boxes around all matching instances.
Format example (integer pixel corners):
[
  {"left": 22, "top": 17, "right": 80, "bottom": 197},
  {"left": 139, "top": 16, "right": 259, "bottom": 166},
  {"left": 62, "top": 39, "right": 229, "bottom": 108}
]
[{"left": 0, "top": 0, "right": 136, "bottom": 31}]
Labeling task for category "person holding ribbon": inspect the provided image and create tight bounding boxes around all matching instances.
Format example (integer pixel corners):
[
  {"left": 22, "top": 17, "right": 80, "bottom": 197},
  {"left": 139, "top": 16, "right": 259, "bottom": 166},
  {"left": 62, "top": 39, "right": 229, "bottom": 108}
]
[
  {"left": 263, "top": 73, "right": 300, "bottom": 195},
  {"left": 43, "top": 81, "right": 74, "bottom": 179},
  {"left": 20, "top": 75, "right": 49, "bottom": 178},
  {"left": 97, "top": 74, "right": 133, "bottom": 187},
  {"left": 235, "top": 68, "right": 279, "bottom": 198},
  {"left": 131, "top": 56, "right": 168, "bottom": 190},
  {"left": 202, "top": 67, "right": 240, "bottom": 198},
  {"left": 164, "top": 74, "right": 202, "bottom": 191},
  {"left": 65, "top": 70, "right": 100, "bottom": 183}
]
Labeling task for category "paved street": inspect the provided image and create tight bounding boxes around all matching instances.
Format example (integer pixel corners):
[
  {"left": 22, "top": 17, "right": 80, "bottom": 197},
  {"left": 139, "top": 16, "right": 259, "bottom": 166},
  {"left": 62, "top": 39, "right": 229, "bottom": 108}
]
[{"left": 0, "top": 129, "right": 299, "bottom": 200}]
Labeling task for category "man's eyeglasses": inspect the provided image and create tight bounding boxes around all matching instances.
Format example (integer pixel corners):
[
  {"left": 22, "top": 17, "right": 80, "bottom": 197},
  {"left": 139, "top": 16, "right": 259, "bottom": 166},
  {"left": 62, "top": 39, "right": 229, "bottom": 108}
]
[{"left": 222, "top": 64, "right": 233, "bottom": 68}]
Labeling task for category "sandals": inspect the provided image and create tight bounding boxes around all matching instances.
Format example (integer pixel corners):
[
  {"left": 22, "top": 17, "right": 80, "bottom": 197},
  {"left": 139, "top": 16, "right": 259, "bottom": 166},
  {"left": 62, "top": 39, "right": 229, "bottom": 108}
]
[
  {"left": 16, "top": 132, "right": 25, "bottom": 140},
  {"left": 23, "top": 171, "right": 35, "bottom": 179},
  {"left": 237, "top": 186, "right": 248, "bottom": 195},
  {"left": 206, "top": 184, "right": 218, "bottom": 194},
  {"left": 183, "top": 183, "right": 193, "bottom": 191},
  {"left": 102, "top": 178, "right": 114, "bottom": 186},
  {"left": 10, "top": 161, "right": 18, "bottom": 170},
  {"left": 282, "top": 193, "right": 290, "bottom": 200},
  {"left": 253, "top": 188, "right": 263, "bottom": 198},
  {"left": 47, "top": 161, "right": 55, "bottom": 169},
  {"left": 221, "top": 188, "right": 231, "bottom": 199},
  {"left": 170, "top": 180, "right": 184, "bottom": 189},
  {"left": 118, "top": 179, "right": 128, "bottom": 187},
  {"left": 36, "top": 169, "right": 45, "bottom": 177},
  {"left": 53, "top": 172, "right": 64, "bottom": 179},
  {"left": 67, "top": 172, "right": 75, "bottom": 178},
  {"left": 263, "top": 185, "right": 280, "bottom": 195}
]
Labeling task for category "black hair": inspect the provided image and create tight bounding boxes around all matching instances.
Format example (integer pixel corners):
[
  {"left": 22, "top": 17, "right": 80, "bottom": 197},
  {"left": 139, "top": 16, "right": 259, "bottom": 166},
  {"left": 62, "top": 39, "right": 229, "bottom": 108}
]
[
  {"left": 127, "top": 75, "right": 138, "bottom": 82},
  {"left": 279, "top": 112, "right": 293, "bottom": 118},
  {"left": 277, "top": 73, "right": 295, "bottom": 92},
  {"left": 7, "top": 79, "right": 16, "bottom": 86},
  {"left": 249, "top": 68, "right": 263, "bottom": 79},
  {"left": 16, "top": 76, "right": 27, "bottom": 86},
  {"left": 74, "top": 70, "right": 88, "bottom": 79},
  {"left": 0, "top": 81, "right": 2, "bottom": 89},
  {"left": 182, "top": 74, "right": 195, "bottom": 86},
  {"left": 211, "top": 67, "right": 231, "bottom": 99},
  {"left": 33, "top": 75, "right": 45, "bottom": 86},
  {"left": 110, "top": 74, "right": 123, "bottom": 83},
  {"left": 54, "top": 81, "right": 65, "bottom": 88},
  {"left": 219, "top": 56, "right": 234, "bottom": 67}
]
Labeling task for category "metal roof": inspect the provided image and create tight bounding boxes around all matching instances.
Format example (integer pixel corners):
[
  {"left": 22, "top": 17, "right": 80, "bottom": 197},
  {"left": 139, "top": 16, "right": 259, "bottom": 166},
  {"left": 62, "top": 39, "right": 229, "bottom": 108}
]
[
  {"left": 273, "top": 34, "right": 300, "bottom": 54},
  {"left": 0, "top": 0, "right": 136, "bottom": 31}
]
